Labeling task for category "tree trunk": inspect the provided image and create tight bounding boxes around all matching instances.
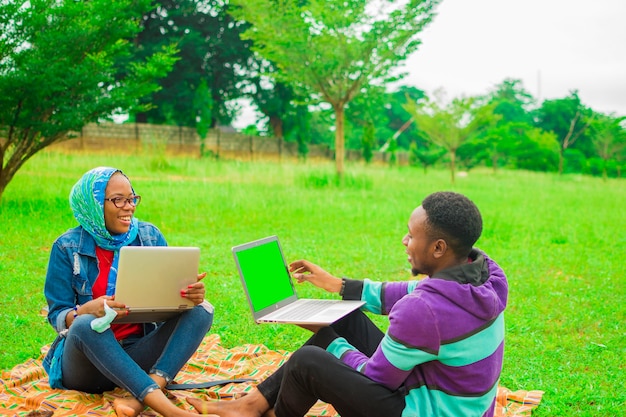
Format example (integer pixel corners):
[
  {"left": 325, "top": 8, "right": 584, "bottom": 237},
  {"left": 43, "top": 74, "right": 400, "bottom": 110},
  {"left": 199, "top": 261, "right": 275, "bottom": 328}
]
[
  {"left": 135, "top": 112, "right": 148, "bottom": 123},
  {"left": 0, "top": 157, "right": 20, "bottom": 203},
  {"left": 0, "top": 175, "right": 8, "bottom": 203},
  {"left": 334, "top": 105, "right": 345, "bottom": 179}
]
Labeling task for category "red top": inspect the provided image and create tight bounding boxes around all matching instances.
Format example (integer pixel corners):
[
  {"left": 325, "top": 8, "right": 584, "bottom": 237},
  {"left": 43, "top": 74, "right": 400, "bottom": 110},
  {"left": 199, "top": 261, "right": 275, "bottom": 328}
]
[{"left": 94, "top": 246, "right": 142, "bottom": 341}]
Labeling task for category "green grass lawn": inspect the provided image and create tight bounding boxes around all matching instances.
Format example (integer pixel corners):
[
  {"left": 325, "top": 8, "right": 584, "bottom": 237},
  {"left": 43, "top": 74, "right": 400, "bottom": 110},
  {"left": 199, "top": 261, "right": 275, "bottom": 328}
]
[{"left": 1, "top": 150, "right": 624, "bottom": 416}]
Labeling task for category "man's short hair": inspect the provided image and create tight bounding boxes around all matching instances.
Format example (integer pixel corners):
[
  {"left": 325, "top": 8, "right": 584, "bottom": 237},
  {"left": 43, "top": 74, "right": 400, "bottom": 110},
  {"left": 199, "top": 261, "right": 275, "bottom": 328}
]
[{"left": 421, "top": 192, "right": 483, "bottom": 257}]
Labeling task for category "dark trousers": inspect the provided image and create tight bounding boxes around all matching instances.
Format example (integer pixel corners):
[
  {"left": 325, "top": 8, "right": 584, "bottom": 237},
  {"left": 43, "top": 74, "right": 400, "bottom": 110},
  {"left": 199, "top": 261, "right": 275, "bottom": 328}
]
[{"left": 257, "top": 310, "right": 406, "bottom": 417}]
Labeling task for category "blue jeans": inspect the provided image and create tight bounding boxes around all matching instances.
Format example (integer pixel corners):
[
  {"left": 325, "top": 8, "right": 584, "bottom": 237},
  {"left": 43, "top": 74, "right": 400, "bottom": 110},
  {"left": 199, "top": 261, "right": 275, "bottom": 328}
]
[{"left": 61, "top": 305, "right": 213, "bottom": 401}]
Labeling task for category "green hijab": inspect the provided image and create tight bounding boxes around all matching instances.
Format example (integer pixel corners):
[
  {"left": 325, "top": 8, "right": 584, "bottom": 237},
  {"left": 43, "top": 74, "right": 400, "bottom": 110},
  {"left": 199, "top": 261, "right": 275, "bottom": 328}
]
[{"left": 69, "top": 167, "right": 139, "bottom": 296}]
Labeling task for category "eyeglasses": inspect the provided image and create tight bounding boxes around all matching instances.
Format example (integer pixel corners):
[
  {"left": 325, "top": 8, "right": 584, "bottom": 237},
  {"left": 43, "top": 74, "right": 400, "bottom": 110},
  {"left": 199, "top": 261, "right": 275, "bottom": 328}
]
[{"left": 104, "top": 195, "right": 141, "bottom": 208}]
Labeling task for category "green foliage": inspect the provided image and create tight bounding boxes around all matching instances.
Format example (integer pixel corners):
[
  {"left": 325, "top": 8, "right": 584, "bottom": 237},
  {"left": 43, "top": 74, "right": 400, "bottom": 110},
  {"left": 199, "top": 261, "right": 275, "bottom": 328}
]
[
  {"left": 588, "top": 112, "right": 626, "bottom": 178},
  {"left": 228, "top": 0, "right": 441, "bottom": 176},
  {"left": 535, "top": 91, "right": 595, "bottom": 175},
  {"left": 586, "top": 157, "right": 617, "bottom": 178},
  {"left": 344, "top": 86, "right": 387, "bottom": 150},
  {"left": 386, "top": 136, "right": 398, "bottom": 166},
  {"left": 361, "top": 122, "right": 376, "bottom": 163},
  {"left": 291, "top": 105, "right": 312, "bottom": 159},
  {"left": 296, "top": 81, "right": 624, "bottom": 180},
  {"left": 2, "top": 151, "right": 625, "bottom": 417},
  {"left": 456, "top": 139, "right": 486, "bottom": 171},
  {"left": 194, "top": 78, "right": 214, "bottom": 158},
  {"left": 514, "top": 128, "right": 560, "bottom": 172},
  {"left": 403, "top": 91, "right": 499, "bottom": 182},
  {"left": 194, "top": 79, "right": 214, "bottom": 140},
  {"left": 385, "top": 86, "right": 427, "bottom": 149},
  {"left": 132, "top": 0, "right": 254, "bottom": 127},
  {"left": 563, "top": 148, "right": 587, "bottom": 173},
  {"left": 408, "top": 141, "right": 446, "bottom": 172},
  {"left": 247, "top": 67, "right": 304, "bottom": 143},
  {"left": 487, "top": 78, "right": 536, "bottom": 125},
  {"left": 229, "top": 0, "right": 440, "bottom": 100},
  {"left": 304, "top": 105, "right": 335, "bottom": 148},
  {"left": 471, "top": 79, "right": 539, "bottom": 169},
  {"left": 0, "top": 0, "right": 177, "bottom": 200}
]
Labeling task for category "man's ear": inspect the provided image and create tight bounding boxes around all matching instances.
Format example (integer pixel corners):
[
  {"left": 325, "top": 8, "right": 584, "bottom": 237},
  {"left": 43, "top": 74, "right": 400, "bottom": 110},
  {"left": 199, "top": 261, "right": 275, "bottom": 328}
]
[{"left": 432, "top": 239, "right": 448, "bottom": 259}]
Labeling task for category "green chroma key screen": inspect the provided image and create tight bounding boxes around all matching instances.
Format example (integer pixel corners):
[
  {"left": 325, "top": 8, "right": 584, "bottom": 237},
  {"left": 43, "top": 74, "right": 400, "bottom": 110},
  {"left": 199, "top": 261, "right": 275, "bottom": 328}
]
[{"left": 237, "top": 240, "right": 295, "bottom": 312}]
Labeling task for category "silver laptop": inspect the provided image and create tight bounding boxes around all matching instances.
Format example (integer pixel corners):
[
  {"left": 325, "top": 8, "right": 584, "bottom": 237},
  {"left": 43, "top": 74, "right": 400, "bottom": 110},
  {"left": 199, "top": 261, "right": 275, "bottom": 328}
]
[
  {"left": 232, "top": 236, "right": 364, "bottom": 325},
  {"left": 113, "top": 246, "right": 199, "bottom": 323}
]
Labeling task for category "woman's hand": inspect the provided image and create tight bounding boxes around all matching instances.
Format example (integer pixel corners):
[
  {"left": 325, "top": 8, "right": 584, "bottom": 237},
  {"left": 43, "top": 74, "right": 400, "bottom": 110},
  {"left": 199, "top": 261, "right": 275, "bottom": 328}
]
[
  {"left": 180, "top": 272, "right": 206, "bottom": 305},
  {"left": 66, "top": 295, "right": 128, "bottom": 327},
  {"left": 81, "top": 295, "right": 128, "bottom": 317},
  {"left": 289, "top": 260, "right": 343, "bottom": 293}
]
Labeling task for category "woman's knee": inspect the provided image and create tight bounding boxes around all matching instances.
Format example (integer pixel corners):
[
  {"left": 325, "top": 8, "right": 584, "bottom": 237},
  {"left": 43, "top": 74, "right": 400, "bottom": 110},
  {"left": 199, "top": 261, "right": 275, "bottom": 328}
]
[
  {"left": 65, "top": 314, "right": 112, "bottom": 351},
  {"left": 189, "top": 304, "right": 214, "bottom": 329},
  {"left": 68, "top": 314, "right": 98, "bottom": 337}
]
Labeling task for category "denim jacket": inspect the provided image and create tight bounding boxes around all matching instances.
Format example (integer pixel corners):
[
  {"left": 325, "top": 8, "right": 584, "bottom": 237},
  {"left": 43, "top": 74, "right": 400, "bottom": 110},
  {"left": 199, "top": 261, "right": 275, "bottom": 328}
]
[{"left": 42, "top": 221, "right": 167, "bottom": 374}]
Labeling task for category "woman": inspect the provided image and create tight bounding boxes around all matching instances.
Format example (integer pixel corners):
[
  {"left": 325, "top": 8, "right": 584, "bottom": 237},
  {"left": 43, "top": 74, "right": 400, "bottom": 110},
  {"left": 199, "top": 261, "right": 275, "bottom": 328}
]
[{"left": 43, "top": 167, "right": 216, "bottom": 417}]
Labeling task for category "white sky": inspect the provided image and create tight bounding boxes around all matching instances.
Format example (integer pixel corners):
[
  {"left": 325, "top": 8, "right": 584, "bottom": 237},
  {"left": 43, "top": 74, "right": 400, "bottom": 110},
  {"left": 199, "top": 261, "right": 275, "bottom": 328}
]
[
  {"left": 233, "top": 0, "right": 626, "bottom": 128},
  {"left": 401, "top": 0, "right": 626, "bottom": 115}
]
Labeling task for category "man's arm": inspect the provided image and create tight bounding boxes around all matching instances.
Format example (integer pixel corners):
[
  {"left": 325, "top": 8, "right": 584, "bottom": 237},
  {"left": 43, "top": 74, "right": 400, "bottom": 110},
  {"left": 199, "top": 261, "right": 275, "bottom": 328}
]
[
  {"left": 322, "top": 295, "right": 440, "bottom": 390},
  {"left": 289, "top": 259, "right": 342, "bottom": 293}
]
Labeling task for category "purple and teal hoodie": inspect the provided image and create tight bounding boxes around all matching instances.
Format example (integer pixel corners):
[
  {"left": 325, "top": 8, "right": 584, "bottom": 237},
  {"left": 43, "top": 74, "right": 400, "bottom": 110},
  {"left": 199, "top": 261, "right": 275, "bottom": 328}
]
[{"left": 323, "top": 249, "right": 507, "bottom": 417}]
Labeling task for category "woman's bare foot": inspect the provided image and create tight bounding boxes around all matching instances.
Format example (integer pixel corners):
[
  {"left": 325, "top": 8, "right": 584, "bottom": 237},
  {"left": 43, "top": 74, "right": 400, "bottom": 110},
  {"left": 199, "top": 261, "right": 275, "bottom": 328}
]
[
  {"left": 113, "top": 396, "right": 144, "bottom": 417},
  {"left": 187, "top": 389, "right": 271, "bottom": 417}
]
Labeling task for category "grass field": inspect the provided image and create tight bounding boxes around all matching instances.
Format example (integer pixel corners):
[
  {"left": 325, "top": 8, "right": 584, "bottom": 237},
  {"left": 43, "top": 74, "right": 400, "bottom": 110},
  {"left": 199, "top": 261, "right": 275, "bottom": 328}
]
[{"left": 0, "top": 150, "right": 624, "bottom": 416}]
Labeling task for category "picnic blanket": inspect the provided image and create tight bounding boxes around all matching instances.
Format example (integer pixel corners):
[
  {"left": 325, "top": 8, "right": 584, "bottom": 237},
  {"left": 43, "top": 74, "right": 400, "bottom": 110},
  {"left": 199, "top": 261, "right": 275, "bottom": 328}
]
[{"left": 0, "top": 334, "right": 543, "bottom": 416}]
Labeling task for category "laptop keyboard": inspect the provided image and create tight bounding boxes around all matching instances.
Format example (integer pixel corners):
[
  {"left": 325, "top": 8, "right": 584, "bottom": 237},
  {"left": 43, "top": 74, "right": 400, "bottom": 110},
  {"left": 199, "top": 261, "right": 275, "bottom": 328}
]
[{"left": 270, "top": 299, "right": 340, "bottom": 320}]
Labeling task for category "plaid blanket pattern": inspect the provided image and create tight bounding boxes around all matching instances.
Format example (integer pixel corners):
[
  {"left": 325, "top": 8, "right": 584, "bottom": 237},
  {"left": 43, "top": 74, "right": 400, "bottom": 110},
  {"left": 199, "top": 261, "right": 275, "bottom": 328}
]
[{"left": 0, "top": 334, "right": 543, "bottom": 416}]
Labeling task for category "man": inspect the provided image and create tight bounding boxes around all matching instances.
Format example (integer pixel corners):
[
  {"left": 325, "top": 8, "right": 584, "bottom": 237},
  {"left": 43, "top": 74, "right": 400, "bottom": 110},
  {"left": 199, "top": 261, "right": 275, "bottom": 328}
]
[{"left": 189, "top": 191, "right": 508, "bottom": 417}]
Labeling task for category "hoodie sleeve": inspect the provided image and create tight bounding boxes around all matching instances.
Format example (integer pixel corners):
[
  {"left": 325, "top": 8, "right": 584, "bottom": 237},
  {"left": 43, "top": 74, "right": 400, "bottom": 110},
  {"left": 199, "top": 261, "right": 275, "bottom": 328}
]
[
  {"left": 326, "top": 293, "right": 439, "bottom": 390},
  {"left": 343, "top": 278, "right": 418, "bottom": 315}
]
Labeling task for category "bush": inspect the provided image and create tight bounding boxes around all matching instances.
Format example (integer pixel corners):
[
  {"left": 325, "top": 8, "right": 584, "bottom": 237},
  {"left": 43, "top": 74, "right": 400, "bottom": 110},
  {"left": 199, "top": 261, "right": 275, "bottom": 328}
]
[
  {"left": 587, "top": 157, "right": 619, "bottom": 178},
  {"left": 563, "top": 148, "right": 587, "bottom": 173}
]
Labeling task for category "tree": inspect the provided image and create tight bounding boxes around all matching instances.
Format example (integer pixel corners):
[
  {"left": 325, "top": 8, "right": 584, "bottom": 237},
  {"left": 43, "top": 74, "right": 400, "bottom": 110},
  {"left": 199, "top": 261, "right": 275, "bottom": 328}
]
[
  {"left": 245, "top": 58, "right": 301, "bottom": 154},
  {"left": 132, "top": 0, "right": 256, "bottom": 128},
  {"left": 409, "top": 141, "right": 446, "bottom": 173},
  {"left": 228, "top": 0, "right": 441, "bottom": 178},
  {"left": 474, "top": 79, "right": 536, "bottom": 170},
  {"left": 361, "top": 122, "right": 376, "bottom": 163},
  {"left": 344, "top": 85, "right": 392, "bottom": 155},
  {"left": 403, "top": 90, "right": 498, "bottom": 183},
  {"left": 589, "top": 112, "right": 626, "bottom": 179},
  {"left": 193, "top": 79, "right": 214, "bottom": 157},
  {"left": 488, "top": 79, "right": 535, "bottom": 125},
  {"left": 535, "top": 91, "right": 593, "bottom": 175},
  {"left": 510, "top": 126, "right": 560, "bottom": 172},
  {"left": 384, "top": 86, "right": 427, "bottom": 150},
  {"left": 0, "top": 0, "right": 176, "bottom": 202}
]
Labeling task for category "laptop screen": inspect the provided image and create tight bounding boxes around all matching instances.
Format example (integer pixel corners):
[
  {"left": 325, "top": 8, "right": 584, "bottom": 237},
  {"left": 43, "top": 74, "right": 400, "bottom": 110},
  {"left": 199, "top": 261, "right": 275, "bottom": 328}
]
[{"left": 235, "top": 238, "right": 295, "bottom": 312}]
